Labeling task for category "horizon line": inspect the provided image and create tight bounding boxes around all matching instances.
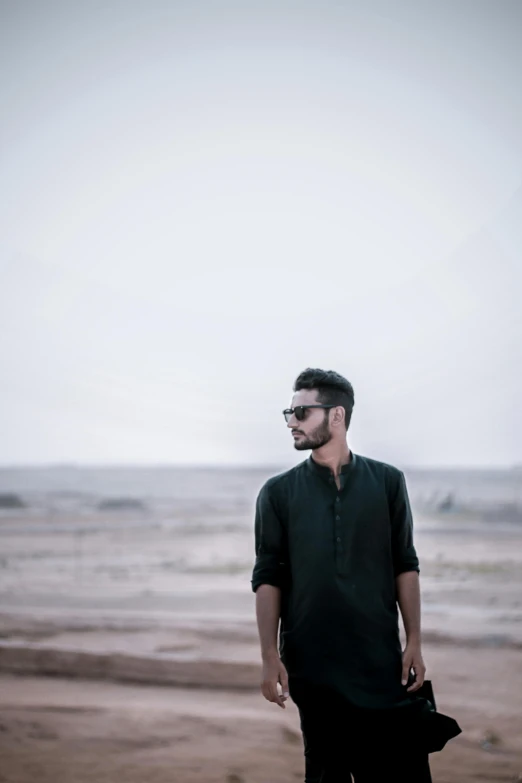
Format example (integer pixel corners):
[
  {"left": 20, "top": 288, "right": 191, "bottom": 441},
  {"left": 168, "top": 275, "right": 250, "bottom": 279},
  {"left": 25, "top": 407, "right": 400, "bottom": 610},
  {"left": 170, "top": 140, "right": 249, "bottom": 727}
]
[{"left": 0, "top": 460, "right": 521, "bottom": 472}]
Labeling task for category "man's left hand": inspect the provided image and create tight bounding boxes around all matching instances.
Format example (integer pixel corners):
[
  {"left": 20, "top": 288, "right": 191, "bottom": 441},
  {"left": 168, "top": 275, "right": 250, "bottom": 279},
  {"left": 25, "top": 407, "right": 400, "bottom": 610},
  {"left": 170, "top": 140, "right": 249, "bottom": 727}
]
[{"left": 401, "top": 642, "right": 426, "bottom": 692}]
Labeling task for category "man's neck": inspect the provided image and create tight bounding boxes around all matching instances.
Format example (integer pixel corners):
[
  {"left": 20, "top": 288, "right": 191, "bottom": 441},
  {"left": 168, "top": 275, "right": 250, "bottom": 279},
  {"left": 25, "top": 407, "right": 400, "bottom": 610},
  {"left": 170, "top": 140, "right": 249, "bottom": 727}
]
[{"left": 311, "top": 441, "right": 352, "bottom": 478}]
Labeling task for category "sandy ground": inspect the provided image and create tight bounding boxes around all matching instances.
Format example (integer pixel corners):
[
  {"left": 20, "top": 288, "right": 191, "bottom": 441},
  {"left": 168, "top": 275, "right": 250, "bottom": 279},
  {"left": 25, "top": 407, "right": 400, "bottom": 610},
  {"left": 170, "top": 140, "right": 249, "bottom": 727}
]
[
  {"left": 1, "top": 638, "right": 522, "bottom": 783},
  {"left": 1, "top": 509, "right": 522, "bottom": 781}
]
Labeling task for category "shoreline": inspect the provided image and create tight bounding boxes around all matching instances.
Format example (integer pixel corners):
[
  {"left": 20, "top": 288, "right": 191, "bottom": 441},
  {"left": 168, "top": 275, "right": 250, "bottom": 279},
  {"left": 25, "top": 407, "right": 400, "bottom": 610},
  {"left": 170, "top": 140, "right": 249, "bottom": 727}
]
[{"left": 1, "top": 610, "right": 521, "bottom": 692}]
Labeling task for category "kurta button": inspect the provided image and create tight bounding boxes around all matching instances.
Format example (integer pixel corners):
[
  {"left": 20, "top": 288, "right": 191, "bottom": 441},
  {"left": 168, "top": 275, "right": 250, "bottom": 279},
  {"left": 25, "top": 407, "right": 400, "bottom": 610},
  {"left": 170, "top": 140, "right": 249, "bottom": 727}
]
[
  {"left": 336, "top": 497, "right": 340, "bottom": 503},
  {"left": 336, "top": 515, "right": 340, "bottom": 521},
  {"left": 336, "top": 537, "right": 341, "bottom": 543}
]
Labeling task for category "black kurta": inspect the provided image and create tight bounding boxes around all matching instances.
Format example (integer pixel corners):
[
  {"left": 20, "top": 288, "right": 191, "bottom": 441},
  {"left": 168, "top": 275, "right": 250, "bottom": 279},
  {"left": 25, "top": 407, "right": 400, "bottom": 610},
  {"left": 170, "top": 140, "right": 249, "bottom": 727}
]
[{"left": 251, "top": 452, "right": 420, "bottom": 710}]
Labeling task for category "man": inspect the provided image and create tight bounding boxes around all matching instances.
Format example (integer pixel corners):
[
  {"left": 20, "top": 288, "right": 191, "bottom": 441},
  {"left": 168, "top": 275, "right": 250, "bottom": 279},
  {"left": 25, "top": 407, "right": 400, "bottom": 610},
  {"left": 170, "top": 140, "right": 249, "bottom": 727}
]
[{"left": 251, "top": 368, "right": 460, "bottom": 782}]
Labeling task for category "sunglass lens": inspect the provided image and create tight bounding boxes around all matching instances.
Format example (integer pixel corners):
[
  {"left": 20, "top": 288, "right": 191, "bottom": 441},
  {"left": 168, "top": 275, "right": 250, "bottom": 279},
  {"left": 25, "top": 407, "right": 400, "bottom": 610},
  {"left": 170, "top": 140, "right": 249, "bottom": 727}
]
[{"left": 294, "top": 406, "right": 305, "bottom": 421}]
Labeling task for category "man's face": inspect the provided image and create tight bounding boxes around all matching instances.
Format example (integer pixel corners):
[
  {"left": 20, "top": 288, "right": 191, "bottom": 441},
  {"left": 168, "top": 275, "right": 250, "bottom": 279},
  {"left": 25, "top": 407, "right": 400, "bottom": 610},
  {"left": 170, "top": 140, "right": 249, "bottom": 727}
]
[{"left": 286, "top": 389, "right": 333, "bottom": 451}]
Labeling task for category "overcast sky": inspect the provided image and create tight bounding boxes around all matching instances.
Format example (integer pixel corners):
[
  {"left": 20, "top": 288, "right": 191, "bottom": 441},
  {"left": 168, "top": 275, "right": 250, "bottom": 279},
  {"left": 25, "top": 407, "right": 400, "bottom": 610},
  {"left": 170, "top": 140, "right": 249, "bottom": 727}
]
[{"left": 1, "top": 0, "right": 521, "bottom": 467}]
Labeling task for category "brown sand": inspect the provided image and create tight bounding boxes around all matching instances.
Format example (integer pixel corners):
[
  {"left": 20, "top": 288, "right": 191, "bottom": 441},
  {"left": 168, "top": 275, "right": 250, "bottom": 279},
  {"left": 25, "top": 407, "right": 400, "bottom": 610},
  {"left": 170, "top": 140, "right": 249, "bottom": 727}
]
[
  {"left": 1, "top": 508, "right": 522, "bottom": 781},
  {"left": 1, "top": 638, "right": 522, "bottom": 783}
]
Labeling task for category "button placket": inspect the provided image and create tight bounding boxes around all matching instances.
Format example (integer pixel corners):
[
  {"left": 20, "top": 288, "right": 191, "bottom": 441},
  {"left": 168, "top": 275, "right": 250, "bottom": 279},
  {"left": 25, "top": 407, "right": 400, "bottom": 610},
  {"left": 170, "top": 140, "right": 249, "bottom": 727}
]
[{"left": 334, "top": 492, "right": 347, "bottom": 573}]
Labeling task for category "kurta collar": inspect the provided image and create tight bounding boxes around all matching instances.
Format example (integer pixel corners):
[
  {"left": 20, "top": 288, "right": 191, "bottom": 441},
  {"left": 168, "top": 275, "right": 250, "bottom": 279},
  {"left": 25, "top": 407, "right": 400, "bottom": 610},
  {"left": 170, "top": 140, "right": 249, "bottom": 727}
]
[{"left": 307, "top": 451, "right": 357, "bottom": 479}]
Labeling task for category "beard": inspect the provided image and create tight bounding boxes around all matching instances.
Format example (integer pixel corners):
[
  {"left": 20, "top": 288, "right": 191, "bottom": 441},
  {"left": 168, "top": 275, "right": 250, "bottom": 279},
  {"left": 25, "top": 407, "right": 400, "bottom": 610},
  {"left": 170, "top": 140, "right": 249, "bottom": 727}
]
[{"left": 293, "top": 414, "right": 332, "bottom": 451}]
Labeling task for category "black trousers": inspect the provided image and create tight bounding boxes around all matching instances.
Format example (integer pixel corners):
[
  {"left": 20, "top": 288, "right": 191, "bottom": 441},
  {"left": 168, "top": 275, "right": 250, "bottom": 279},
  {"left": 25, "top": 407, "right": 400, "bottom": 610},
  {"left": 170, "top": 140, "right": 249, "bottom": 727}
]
[{"left": 290, "top": 680, "right": 432, "bottom": 783}]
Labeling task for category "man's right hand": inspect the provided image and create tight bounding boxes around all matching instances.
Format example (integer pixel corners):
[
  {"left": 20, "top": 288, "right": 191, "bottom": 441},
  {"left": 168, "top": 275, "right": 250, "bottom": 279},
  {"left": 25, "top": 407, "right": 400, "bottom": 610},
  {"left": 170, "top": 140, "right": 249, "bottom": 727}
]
[{"left": 261, "top": 653, "right": 290, "bottom": 709}]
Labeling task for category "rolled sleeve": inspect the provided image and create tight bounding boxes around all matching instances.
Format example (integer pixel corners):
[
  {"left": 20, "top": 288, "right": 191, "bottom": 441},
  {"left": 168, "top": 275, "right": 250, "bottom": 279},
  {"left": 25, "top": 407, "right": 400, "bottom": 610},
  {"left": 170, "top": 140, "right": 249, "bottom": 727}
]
[
  {"left": 251, "top": 481, "right": 288, "bottom": 593},
  {"left": 389, "top": 471, "right": 420, "bottom": 577}
]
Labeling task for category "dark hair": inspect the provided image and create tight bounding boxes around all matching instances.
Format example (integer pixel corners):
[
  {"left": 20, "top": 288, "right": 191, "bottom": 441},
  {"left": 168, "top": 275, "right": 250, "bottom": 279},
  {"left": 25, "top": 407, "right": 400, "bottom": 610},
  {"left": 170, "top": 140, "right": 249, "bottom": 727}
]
[{"left": 293, "top": 368, "right": 355, "bottom": 430}]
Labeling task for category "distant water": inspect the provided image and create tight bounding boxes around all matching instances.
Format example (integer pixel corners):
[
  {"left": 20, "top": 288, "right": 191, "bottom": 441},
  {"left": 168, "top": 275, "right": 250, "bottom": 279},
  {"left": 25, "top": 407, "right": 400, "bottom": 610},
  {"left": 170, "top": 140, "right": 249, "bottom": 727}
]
[
  {"left": 0, "top": 463, "right": 521, "bottom": 520},
  {"left": 0, "top": 465, "right": 274, "bottom": 518},
  {"left": 1, "top": 464, "right": 522, "bottom": 637}
]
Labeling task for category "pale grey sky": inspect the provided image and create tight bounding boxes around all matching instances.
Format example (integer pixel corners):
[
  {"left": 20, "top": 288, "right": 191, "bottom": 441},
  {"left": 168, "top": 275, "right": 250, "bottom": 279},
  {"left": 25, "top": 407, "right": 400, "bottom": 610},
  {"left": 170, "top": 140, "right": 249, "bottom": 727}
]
[{"left": 1, "top": 0, "right": 521, "bottom": 467}]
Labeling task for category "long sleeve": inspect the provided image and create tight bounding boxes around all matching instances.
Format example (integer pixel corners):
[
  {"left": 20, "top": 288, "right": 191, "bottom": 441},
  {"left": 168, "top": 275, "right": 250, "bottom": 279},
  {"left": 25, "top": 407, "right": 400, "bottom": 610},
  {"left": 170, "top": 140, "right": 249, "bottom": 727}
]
[
  {"left": 251, "top": 481, "right": 288, "bottom": 593},
  {"left": 389, "top": 471, "right": 420, "bottom": 576}
]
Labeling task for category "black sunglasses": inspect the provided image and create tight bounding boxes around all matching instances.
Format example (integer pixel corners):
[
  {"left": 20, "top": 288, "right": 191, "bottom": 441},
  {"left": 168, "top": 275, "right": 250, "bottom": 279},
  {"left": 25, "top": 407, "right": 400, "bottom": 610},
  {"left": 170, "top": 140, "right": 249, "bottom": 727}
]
[{"left": 282, "top": 405, "right": 335, "bottom": 423}]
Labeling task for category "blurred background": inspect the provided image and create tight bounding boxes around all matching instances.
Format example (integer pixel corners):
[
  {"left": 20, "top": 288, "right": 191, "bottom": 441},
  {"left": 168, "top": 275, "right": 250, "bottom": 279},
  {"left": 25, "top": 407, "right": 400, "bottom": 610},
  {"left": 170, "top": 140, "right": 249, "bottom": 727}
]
[{"left": 1, "top": 1, "right": 521, "bottom": 781}]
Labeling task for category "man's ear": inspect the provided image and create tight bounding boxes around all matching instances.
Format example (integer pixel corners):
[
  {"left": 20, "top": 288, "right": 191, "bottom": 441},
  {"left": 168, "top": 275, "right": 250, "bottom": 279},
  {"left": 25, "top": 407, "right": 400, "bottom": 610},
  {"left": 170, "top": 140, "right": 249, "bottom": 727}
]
[{"left": 332, "top": 406, "right": 345, "bottom": 427}]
